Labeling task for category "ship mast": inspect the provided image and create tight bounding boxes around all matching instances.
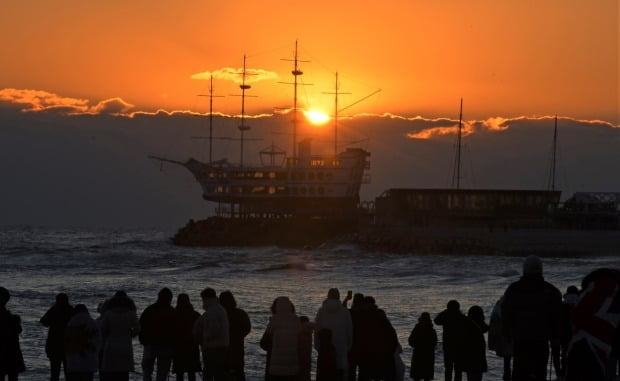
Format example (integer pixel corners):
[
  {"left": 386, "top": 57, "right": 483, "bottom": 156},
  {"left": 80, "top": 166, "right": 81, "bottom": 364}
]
[
  {"left": 198, "top": 74, "right": 224, "bottom": 162},
  {"left": 280, "top": 40, "right": 310, "bottom": 163},
  {"left": 452, "top": 98, "right": 463, "bottom": 189},
  {"left": 323, "top": 72, "right": 351, "bottom": 156},
  {"left": 548, "top": 115, "right": 558, "bottom": 190},
  {"left": 235, "top": 55, "right": 254, "bottom": 167}
]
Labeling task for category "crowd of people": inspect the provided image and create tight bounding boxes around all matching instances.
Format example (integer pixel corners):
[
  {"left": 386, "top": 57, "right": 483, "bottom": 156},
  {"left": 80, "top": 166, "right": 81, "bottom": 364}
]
[{"left": 0, "top": 256, "right": 619, "bottom": 381}]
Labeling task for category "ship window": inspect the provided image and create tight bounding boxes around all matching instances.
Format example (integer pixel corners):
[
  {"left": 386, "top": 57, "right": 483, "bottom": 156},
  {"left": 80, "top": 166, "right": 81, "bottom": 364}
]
[
  {"left": 299, "top": 172, "right": 306, "bottom": 180},
  {"left": 269, "top": 172, "right": 276, "bottom": 179},
  {"left": 308, "top": 172, "right": 315, "bottom": 181},
  {"left": 300, "top": 187, "right": 307, "bottom": 195},
  {"left": 254, "top": 172, "right": 264, "bottom": 178},
  {"left": 309, "top": 187, "right": 315, "bottom": 195},
  {"left": 318, "top": 187, "right": 324, "bottom": 195},
  {"left": 252, "top": 186, "right": 265, "bottom": 193},
  {"left": 292, "top": 187, "right": 298, "bottom": 195},
  {"left": 277, "top": 186, "right": 287, "bottom": 194},
  {"left": 276, "top": 172, "right": 287, "bottom": 180},
  {"left": 326, "top": 173, "right": 333, "bottom": 181},
  {"left": 208, "top": 172, "right": 215, "bottom": 178},
  {"left": 268, "top": 186, "right": 276, "bottom": 194},
  {"left": 317, "top": 172, "right": 324, "bottom": 181}
]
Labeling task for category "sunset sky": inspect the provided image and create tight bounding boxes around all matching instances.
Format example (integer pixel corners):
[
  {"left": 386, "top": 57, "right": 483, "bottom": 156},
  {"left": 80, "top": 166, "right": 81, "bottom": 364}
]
[{"left": 2, "top": 1, "right": 618, "bottom": 123}]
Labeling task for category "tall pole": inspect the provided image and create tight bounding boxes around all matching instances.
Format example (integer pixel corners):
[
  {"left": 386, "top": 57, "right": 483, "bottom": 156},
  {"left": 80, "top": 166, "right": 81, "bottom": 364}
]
[
  {"left": 238, "top": 55, "right": 251, "bottom": 167},
  {"left": 280, "top": 40, "right": 310, "bottom": 165},
  {"left": 453, "top": 98, "right": 463, "bottom": 190},
  {"left": 550, "top": 115, "right": 558, "bottom": 190},
  {"left": 209, "top": 75, "right": 214, "bottom": 162},
  {"left": 334, "top": 72, "right": 339, "bottom": 156},
  {"left": 323, "top": 72, "right": 350, "bottom": 157}
]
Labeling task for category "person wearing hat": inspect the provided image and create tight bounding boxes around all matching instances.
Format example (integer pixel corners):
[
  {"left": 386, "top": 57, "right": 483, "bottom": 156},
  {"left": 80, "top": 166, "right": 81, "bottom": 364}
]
[
  {"left": 502, "top": 256, "right": 562, "bottom": 381},
  {"left": 315, "top": 288, "right": 353, "bottom": 381}
]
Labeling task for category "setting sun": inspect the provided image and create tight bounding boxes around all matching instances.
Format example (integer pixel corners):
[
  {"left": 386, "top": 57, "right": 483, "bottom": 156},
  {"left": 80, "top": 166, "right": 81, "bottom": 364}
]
[{"left": 304, "top": 109, "right": 330, "bottom": 125}]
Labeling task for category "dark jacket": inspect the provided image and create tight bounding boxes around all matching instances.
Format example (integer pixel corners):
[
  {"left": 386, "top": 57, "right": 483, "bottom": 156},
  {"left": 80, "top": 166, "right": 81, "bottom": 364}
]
[
  {"left": 139, "top": 301, "right": 177, "bottom": 347},
  {"left": 502, "top": 274, "right": 562, "bottom": 344},
  {"left": 41, "top": 303, "right": 75, "bottom": 358},
  {"left": 408, "top": 322, "right": 437, "bottom": 380},
  {"left": 0, "top": 307, "right": 25, "bottom": 375},
  {"left": 224, "top": 306, "right": 251, "bottom": 372},
  {"left": 173, "top": 306, "right": 201, "bottom": 373},
  {"left": 459, "top": 317, "right": 487, "bottom": 373}
]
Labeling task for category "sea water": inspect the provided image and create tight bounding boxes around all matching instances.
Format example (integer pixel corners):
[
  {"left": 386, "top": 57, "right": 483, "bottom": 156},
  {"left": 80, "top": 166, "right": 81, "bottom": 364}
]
[{"left": 1, "top": 226, "right": 617, "bottom": 380}]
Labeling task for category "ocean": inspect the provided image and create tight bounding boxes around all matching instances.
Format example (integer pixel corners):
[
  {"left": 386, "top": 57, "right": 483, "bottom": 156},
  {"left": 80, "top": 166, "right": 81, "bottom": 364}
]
[{"left": 1, "top": 226, "right": 617, "bottom": 380}]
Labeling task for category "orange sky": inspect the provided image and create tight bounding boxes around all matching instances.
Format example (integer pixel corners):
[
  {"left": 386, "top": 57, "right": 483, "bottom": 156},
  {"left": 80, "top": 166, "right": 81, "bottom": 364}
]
[{"left": 2, "top": 1, "right": 618, "bottom": 123}]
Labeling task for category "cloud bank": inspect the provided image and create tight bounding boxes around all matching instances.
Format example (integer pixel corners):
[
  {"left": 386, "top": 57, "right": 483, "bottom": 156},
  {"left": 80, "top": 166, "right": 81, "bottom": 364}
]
[
  {"left": 1, "top": 88, "right": 619, "bottom": 228},
  {"left": 191, "top": 67, "right": 279, "bottom": 84}
]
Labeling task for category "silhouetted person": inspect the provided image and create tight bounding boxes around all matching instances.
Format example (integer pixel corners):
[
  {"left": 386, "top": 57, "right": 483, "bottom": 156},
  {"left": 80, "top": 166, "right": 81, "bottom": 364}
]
[
  {"left": 317, "top": 329, "right": 338, "bottom": 381},
  {"left": 559, "top": 285, "right": 579, "bottom": 378},
  {"left": 173, "top": 294, "right": 201, "bottom": 381},
  {"left": 0, "top": 287, "right": 25, "bottom": 381},
  {"left": 488, "top": 296, "right": 512, "bottom": 380},
  {"left": 64, "top": 304, "right": 101, "bottom": 381},
  {"left": 100, "top": 290, "right": 140, "bottom": 381},
  {"left": 566, "top": 268, "right": 620, "bottom": 381},
  {"left": 357, "top": 296, "right": 399, "bottom": 381},
  {"left": 502, "top": 256, "right": 562, "bottom": 381},
  {"left": 347, "top": 293, "right": 365, "bottom": 381},
  {"left": 219, "top": 291, "right": 251, "bottom": 381},
  {"left": 461, "top": 306, "right": 488, "bottom": 381},
  {"left": 260, "top": 296, "right": 300, "bottom": 381},
  {"left": 140, "top": 287, "right": 177, "bottom": 381},
  {"left": 298, "top": 316, "right": 314, "bottom": 381},
  {"left": 408, "top": 312, "right": 437, "bottom": 381},
  {"left": 193, "top": 288, "right": 229, "bottom": 381},
  {"left": 315, "top": 288, "right": 353, "bottom": 381},
  {"left": 434, "top": 300, "right": 465, "bottom": 381},
  {"left": 40, "top": 293, "right": 74, "bottom": 381}
]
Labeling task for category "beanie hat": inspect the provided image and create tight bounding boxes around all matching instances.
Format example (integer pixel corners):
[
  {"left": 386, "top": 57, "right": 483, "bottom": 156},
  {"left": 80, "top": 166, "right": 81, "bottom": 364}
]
[{"left": 523, "top": 255, "right": 543, "bottom": 275}]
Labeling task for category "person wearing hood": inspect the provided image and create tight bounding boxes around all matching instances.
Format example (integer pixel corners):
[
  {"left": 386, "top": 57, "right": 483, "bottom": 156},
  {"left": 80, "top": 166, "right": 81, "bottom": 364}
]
[
  {"left": 460, "top": 306, "right": 488, "bottom": 381},
  {"left": 260, "top": 296, "right": 301, "bottom": 380},
  {"left": 173, "top": 294, "right": 201, "bottom": 381},
  {"left": 314, "top": 288, "right": 353, "bottom": 381},
  {"left": 502, "top": 256, "right": 562, "bottom": 381},
  {"left": 219, "top": 291, "right": 251, "bottom": 381},
  {"left": 139, "top": 288, "right": 177, "bottom": 381},
  {"left": 40, "top": 293, "right": 75, "bottom": 381},
  {"left": 488, "top": 296, "right": 512, "bottom": 381},
  {"left": 99, "top": 290, "right": 140, "bottom": 381},
  {"left": 559, "top": 285, "right": 579, "bottom": 378},
  {"left": 0, "top": 287, "right": 25, "bottom": 381},
  {"left": 408, "top": 312, "right": 437, "bottom": 381},
  {"left": 193, "top": 288, "right": 229, "bottom": 381},
  {"left": 64, "top": 304, "right": 101, "bottom": 381}
]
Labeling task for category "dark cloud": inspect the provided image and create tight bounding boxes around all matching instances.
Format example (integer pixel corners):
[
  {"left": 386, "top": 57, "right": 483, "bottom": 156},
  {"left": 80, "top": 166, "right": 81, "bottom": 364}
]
[{"left": 1, "top": 89, "right": 619, "bottom": 228}]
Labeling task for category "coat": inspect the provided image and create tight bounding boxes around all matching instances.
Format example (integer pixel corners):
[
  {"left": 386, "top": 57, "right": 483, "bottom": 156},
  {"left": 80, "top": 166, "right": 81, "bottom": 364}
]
[
  {"left": 139, "top": 301, "right": 177, "bottom": 347},
  {"left": 260, "top": 297, "right": 301, "bottom": 376},
  {"left": 224, "top": 306, "right": 251, "bottom": 372},
  {"left": 0, "top": 307, "right": 25, "bottom": 375},
  {"left": 502, "top": 274, "right": 562, "bottom": 345},
  {"left": 65, "top": 310, "right": 101, "bottom": 373},
  {"left": 408, "top": 322, "right": 437, "bottom": 380},
  {"left": 40, "top": 303, "right": 74, "bottom": 358},
  {"left": 488, "top": 297, "right": 512, "bottom": 357},
  {"left": 173, "top": 306, "right": 201, "bottom": 373},
  {"left": 193, "top": 298, "right": 229, "bottom": 350},
  {"left": 100, "top": 306, "right": 140, "bottom": 372},
  {"left": 314, "top": 298, "right": 353, "bottom": 370}
]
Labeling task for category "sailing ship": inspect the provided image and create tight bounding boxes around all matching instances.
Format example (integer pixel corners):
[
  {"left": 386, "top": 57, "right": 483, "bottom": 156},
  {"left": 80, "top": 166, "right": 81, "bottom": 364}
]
[{"left": 151, "top": 42, "right": 371, "bottom": 226}]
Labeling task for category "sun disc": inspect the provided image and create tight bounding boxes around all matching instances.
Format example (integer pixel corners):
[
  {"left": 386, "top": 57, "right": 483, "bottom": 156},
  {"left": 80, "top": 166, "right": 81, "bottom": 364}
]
[{"left": 304, "top": 109, "right": 330, "bottom": 125}]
